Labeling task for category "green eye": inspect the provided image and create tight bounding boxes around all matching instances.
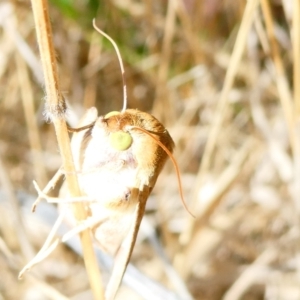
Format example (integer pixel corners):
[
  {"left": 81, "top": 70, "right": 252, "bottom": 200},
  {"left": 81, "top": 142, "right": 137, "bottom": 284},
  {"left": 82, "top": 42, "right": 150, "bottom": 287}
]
[
  {"left": 105, "top": 111, "right": 120, "bottom": 118},
  {"left": 109, "top": 131, "right": 132, "bottom": 151}
]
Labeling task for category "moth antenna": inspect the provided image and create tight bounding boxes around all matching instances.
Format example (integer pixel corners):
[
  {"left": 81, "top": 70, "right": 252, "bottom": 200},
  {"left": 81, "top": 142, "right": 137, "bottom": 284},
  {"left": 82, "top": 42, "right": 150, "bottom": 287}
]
[
  {"left": 93, "top": 19, "right": 127, "bottom": 112},
  {"left": 129, "top": 126, "right": 195, "bottom": 218},
  {"left": 67, "top": 122, "right": 95, "bottom": 132}
]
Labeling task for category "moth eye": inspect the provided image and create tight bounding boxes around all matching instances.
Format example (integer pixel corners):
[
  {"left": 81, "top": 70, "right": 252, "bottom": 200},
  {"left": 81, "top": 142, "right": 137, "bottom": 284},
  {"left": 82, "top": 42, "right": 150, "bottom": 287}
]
[
  {"left": 109, "top": 131, "right": 132, "bottom": 151},
  {"left": 104, "top": 111, "right": 120, "bottom": 119}
]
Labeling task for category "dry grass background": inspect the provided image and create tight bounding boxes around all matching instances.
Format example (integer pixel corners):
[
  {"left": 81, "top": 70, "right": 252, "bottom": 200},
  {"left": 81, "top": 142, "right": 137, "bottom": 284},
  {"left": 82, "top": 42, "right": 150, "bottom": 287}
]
[{"left": 0, "top": 0, "right": 300, "bottom": 299}]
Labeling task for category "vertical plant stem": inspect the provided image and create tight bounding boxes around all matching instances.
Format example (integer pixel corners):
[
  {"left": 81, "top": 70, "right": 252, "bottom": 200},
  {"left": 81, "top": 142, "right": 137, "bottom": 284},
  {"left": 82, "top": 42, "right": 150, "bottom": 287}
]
[
  {"left": 30, "top": 0, "right": 104, "bottom": 299},
  {"left": 291, "top": 0, "right": 300, "bottom": 216},
  {"left": 260, "top": 0, "right": 295, "bottom": 151},
  {"left": 178, "top": 0, "right": 259, "bottom": 250},
  {"left": 16, "top": 54, "right": 48, "bottom": 188},
  {"left": 197, "top": 0, "right": 258, "bottom": 187},
  {"left": 175, "top": 0, "right": 202, "bottom": 64},
  {"left": 83, "top": 31, "right": 102, "bottom": 110},
  {"left": 293, "top": 0, "right": 300, "bottom": 115},
  {"left": 153, "top": 0, "right": 176, "bottom": 123}
]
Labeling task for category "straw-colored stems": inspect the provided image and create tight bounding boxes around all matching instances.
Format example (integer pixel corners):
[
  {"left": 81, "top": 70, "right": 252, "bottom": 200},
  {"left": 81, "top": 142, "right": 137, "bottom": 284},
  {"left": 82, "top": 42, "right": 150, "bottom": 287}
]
[
  {"left": 179, "top": 0, "right": 259, "bottom": 249},
  {"left": 293, "top": 0, "right": 300, "bottom": 115},
  {"left": 175, "top": 137, "right": 255, "bottom": 277},
  {"left": 223, "top": 248, "right": 277, "bottom": 300},
  {"left": 260, "top": 0, "right": 295, "bottom": 151},
  {"left": 83, "top": 31, "right": 102, "bottom": 109},
  {"left": 0, "top": 235, "right": 69, "bottom": 300},
  {"left": 291, "top": 0, "right": 300, "bottom": 215},
  {"left": 30, "top": 0, "right": 104, "bottom": 298},
  {"left": 153, "top": 0, "right": 176, "bottom": 123},
  {"left": 16, "top": 54, "right": 48, "bottom": 187},
  {"left": 175, "top": 0, "right": 202, "bottom": 64}
]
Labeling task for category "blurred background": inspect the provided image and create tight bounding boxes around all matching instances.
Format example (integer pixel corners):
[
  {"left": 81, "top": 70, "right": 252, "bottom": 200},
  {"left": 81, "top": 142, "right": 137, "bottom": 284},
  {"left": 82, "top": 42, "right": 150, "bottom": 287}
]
[{"left": 0, "top": 0, "right": 300, "bottom": 299}]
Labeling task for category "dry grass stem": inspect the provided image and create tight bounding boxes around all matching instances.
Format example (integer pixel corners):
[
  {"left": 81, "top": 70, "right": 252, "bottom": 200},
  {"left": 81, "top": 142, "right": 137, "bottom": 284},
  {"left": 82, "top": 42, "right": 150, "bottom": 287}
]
[
  {"left": 223, "top": 248, "right": 277, "bottom": 300},
  {"left": 293, "top": 0, "right": 300, "bottom": 115},
  {"left": 260, "top": 0, "right": 295, "bottom": 149},
  {"left": 29, "top": 0, "right": 104, "bottom": 299},
  {"left": 16, "top": 54, "right": 47, "bottom": 187},
  {"left": 0, "top": 235, "right": 69, "bottom": 300},
  {"left": 175, "top": 0, "right": 202, "bottom": 64},
  {"left": 83, "top": 31, "right": 103, "bottom": 110},
  {"left": 153, "top": 0, "right": 176, "bottom": 122},
  {"left": 176, "top": 137, "right": 256, "bottom": 276},
  {"left": 179, "top": 0, "right": 259, "bottom": 249}
]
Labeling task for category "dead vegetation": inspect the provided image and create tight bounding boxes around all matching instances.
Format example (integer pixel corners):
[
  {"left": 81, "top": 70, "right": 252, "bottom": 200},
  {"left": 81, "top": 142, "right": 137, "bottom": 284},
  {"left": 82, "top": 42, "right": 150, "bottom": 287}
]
[{"left": 0, "top": 0, "right": 300, "bottom": 299}]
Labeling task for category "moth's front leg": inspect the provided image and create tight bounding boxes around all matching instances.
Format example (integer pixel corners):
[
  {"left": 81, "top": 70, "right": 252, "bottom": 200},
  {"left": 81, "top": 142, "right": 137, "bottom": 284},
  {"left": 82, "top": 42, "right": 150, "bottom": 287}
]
[
  {"left": 19, "top": 185, "right": 103, "bottom": 278},
  {"left": 33, "top": 180, "right": 97, "bottom": 204},
  {"left": 105, "top": 185, "right": 150, "bottom": 300}
]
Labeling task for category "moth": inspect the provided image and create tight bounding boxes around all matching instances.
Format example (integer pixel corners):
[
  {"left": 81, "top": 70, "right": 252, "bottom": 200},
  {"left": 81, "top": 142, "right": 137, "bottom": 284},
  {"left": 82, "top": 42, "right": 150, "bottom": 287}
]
[
  {"left": 68, "top": 106, "right": 176, "bottom": 299},
  {"left": 19, "top": 20, "right": 192, "bottom": 299}
]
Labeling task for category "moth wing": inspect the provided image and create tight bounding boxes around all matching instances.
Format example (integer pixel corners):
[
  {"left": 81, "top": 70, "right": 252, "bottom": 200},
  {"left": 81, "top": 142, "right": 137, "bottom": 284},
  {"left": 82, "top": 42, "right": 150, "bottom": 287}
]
[
  {"left": 71, "top": 107, "right": 98, "bottom": 169},
  {"left": 58, "top": 107, "right": 99, "bottom": 227},
  {"left": 105, "top": 186, "right": 150, "bottom": 300}
]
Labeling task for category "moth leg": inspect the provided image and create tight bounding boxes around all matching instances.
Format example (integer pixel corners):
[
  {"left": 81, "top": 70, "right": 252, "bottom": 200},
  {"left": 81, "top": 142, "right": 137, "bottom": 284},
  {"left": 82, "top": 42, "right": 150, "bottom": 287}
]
[
  {"left": 105, "top": 186, "right": 149, "bottom": 300},
  {"left": 32, "top": 167, "right": 64, "bottom": 212},
  {"left": 19, "top": 211, "right": 106, "bottom": 278},
  {"left": 33, "top": 181, "right": 97, "bottom": 204},
  {"left": 19, "top": 208, "right": 67, "bottom": 278},
  {"left": 61, "top": 215, "right": 108, "bottom": 243}
]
